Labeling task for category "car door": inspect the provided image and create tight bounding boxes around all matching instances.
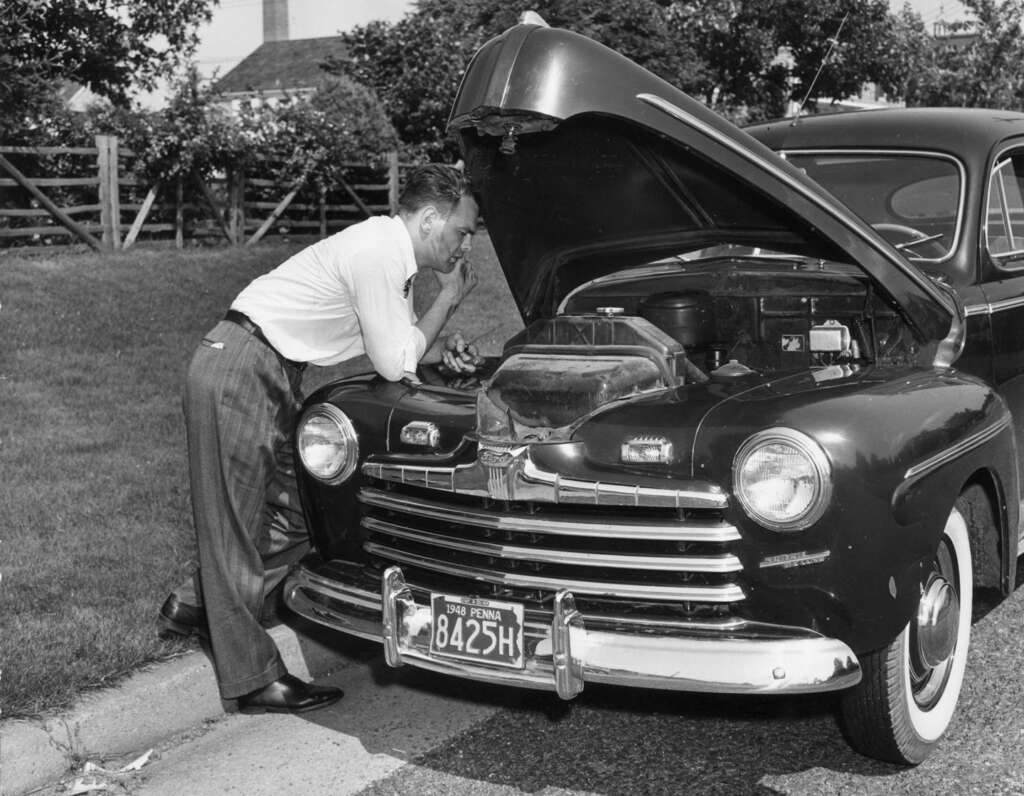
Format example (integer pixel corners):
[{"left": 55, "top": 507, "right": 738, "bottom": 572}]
[{"left": 977, "top": 145, "right": 1024, "bottom": 533}]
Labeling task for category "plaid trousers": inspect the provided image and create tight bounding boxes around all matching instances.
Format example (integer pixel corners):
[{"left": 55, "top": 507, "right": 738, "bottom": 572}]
[{"left": 180, "top": 320, "right": 309, "bottom": 699}]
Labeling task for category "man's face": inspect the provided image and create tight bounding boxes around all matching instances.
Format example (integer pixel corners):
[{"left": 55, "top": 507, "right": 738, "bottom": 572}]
[{"left": 422, "top": 195, "right": 479, "bottom": 272}]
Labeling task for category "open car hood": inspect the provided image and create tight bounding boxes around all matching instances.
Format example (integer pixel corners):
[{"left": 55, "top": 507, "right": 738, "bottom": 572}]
[{"left": 448, "top": 22, "right": 955, "bottom": 343}]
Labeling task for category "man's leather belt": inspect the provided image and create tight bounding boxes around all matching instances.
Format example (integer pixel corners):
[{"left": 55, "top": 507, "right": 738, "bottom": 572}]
[{"left": 224, "top": 310, "right": 306, "bottom": 371}]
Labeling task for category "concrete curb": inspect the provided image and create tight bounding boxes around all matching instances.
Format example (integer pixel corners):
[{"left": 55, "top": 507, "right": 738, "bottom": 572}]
[{"left": 2, "top": 623, "right": 344, "bottom": 796}]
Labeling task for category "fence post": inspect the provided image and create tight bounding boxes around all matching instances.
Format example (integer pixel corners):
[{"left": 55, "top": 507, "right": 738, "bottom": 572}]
[
  {"left": 319, "top": 181, "right": 327, "bottom": 237},
  {"left": 388, "top": 150, "right": 399, "bottom": 215},
  {"left": 227, "top": 167, "right": 245, "bottom": 245},
  {"left": 175, "top": 175, "right": 184, "bottom": 249},
  {"left": 96, "top": 134, "right": 122, "bottom": 249}
]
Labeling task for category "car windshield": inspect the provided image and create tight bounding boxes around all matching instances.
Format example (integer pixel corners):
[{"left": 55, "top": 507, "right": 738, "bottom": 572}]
[{"left": 782, "top": 151, "right": 963, "bottom": 262}]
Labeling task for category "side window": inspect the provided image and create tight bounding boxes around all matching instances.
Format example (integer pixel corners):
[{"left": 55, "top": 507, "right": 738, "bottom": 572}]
[{"left": 987, "top": 153, "right": 1024, "bottom": 262}]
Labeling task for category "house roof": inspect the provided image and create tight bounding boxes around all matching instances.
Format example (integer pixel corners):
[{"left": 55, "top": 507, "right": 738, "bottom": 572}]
[{"left": 215, "top": 36, "right": 348, "bottom": 96}]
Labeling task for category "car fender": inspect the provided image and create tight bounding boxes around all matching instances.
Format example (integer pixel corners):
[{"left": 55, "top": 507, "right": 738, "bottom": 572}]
[{"left": 692, "top": 366, "right": 1015, "bottom": 652}]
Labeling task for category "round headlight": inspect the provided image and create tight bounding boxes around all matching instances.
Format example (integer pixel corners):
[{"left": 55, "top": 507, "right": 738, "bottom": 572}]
[
  {"left": 297, "top": 404, "right": 359, "bottom": 484},
  {"left": 733, "top": 428, "right": 832, "bottom": 531}
]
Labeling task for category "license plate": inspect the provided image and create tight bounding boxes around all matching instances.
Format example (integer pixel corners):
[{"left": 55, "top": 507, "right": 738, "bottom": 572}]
[{"left": 429, "top": 593, "right": 525, "bottom": 669}]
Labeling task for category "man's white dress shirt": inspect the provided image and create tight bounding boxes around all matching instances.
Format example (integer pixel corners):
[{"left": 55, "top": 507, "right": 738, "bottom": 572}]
[{"left": 232, "top": 215, "right": 426, "bottom": 380}]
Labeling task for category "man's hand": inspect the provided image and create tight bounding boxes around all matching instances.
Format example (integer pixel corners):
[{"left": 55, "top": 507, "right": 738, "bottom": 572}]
[
  {"left": 440, "top": 331, "right": 484, "bottom": 374},
  {"left": 434, "top": 256, "right": 478, "bottom": 306}
]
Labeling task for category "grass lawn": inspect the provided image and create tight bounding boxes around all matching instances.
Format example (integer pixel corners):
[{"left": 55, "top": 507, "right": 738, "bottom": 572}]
[{"left": 1, "top": 231, "right": 522, "bottom": 719}]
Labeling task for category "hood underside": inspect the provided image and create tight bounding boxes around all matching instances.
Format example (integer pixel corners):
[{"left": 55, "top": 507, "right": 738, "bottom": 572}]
[
  {"left": 458, "top": 114, "right": 845, "bottom": 321},
  {"left": 448, "top": 22, "right": 954, "bottom": 343}
]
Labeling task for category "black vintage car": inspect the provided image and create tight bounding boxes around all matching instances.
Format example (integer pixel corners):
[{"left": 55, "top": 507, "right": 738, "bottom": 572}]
[{"left": 283, "top": 19, "right": 1024, "bottom": 765}]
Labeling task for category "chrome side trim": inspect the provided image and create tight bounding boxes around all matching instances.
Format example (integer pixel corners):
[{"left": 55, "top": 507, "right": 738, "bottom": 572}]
[
  {"left": 963, "top": 302, "right": 990, "bottom": 317},
  {"left": 362, "top": 543, "right": 746, "bottom": 602},
  {"left": 362, "top": 454, "right": 730, "bottom": 510},
  {"left": 988, "top": 295, "right": 1024, "bottom": 313},
  {"left": 361, "top": 516, "right": 743, "bottom": 573},
  {"left": 284, "top": 564, "right": 860, "bottom": 695},
  {"left": 964, "top": 296, "right": 1024, "bottom": 316},
  {"left": 359, "top": 487, "right": 740, "bottom": 542},
  {"left": 903, "top": 415, "right": 1012, "bottom": 480}
]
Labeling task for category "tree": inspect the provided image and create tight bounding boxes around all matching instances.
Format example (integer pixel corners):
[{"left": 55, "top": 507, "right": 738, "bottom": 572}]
[
  {"left": 335, "top": 0, "right": 707, "bottom": 157},
  {"left": 868, "top": 3, "right": 932, "bottom": 104},
  {"left": 667, "top": 0, "right": 788, "bottom": 119},
  {"left": 335, "top": 0, "right": 933, "bottom": 150},
  {"left": 333, "top": 7, "right": 480, "bottom": 159},
  {"left": 908, "top": 0, "right": 1024, "bottom": 109},
  {"left": 137, "top": 66, "right": 243, "bottom": 184},
  {"left": 778, "top": 0, "right": 896, "bottom": 108},
  {"left": 0, "top": 0, "right": 215, "bottom": 140},
  {"left": 669, "top": 0, "right": 930, "bottom": 121},
  {"left": 245, "top": 78, "right": 400, "bottom": 186}
]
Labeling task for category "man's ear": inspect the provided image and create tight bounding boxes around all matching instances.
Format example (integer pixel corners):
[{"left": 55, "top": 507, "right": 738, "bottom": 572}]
[{"left": 418, "top": 205, "right": 440, "bottom": 238}]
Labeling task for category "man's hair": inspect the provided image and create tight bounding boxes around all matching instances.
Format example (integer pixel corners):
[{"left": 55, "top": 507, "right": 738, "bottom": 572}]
[{"left": 398, "top": 164, "right": 471, "bottom": 216}]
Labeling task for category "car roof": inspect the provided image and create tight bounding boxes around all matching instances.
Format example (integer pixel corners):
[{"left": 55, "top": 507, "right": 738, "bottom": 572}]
[{"left": 746, "top": 107, "right": 1024, "bottom": 162}]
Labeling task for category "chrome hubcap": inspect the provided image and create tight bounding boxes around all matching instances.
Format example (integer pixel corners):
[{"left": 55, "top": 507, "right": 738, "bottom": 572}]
[{"left": 916, "top": 573, "right": 959, "bottom": 669}]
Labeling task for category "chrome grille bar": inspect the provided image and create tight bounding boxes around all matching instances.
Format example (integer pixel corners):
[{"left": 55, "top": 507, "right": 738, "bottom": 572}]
[
  {"left": 363, "top": 516, "right": 743, "bottom": 573},
  {"left": 362, "top": 457, "right": 729, "bottom": 509},
  {"left": 359, "top": 487, "right": 739, "bottom": 542},
  {"left": 362, "top": 542, "right": 747, "bottom": 603}
]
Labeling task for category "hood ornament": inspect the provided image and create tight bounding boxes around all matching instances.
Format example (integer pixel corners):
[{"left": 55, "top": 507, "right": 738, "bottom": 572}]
[{"left": 519, "top": 11, "right": 549, "bottom": 27}]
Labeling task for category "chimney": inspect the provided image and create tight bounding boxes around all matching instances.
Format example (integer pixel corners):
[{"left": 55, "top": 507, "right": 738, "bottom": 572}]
[{"left": 263, "top": 0, "right": 289, "bottom": 42}]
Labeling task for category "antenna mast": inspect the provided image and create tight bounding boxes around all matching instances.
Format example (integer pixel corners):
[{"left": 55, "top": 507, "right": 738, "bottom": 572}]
[{"left": 794, "top": 12, "right": 850, "bottom": 119}]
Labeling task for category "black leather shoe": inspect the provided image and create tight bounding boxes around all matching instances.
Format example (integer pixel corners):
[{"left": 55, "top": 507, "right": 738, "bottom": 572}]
[
  {"left": 158, "top": 594, "right": 209, "bottom": 640},
  {"left": 236, "top": 673, "right": 343, "bottom": 714}
]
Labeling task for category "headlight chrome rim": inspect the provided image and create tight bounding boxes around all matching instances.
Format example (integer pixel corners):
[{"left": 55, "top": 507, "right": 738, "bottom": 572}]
[
  {"left": 297, "top": 404, "right": 359, "bottom": 485},
  {"left": 732, "top": 427, "right": 832, "bottom": 531}
]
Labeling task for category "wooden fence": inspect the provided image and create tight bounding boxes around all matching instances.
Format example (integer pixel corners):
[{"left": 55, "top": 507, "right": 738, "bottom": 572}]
[{"left": 0, "top": 135, "right": 407, "bottom": 250}]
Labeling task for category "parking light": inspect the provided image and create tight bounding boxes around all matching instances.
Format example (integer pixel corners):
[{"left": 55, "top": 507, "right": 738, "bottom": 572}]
[{"left": 621, "top": 435, "right": 674, "bottom": 464}]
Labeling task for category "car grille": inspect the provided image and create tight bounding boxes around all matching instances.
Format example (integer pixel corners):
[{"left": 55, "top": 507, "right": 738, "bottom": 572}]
[{"left": 357, "top": 480, "right": 746, "bottom": 626}]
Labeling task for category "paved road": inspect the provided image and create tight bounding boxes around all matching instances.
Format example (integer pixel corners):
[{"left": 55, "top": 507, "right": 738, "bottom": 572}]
[{"left": 63, "top": 584, "right": 1024, "bottom": 796}]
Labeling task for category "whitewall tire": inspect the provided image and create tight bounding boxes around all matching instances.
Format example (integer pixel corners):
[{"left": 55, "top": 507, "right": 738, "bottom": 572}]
[{"left": 839, "top": 499, "right": 973, "bottom": 764}]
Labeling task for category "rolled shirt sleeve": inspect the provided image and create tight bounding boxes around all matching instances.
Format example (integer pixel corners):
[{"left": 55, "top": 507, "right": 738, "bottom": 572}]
[
  {"left": 351, "top": 262, "right": 425, "bottom": 381},
  {"left": 405, "top": 326, "right": 427, "bottom": 374}
]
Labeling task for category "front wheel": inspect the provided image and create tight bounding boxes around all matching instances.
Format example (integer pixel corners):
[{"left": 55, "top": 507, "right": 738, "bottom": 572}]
[{"left": 839, "top": 500, "right": 973, "bottom": 764}]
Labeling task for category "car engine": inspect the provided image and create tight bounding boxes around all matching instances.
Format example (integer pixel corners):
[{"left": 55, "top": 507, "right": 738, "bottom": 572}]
[
  {"left": 476, "top": 312, "right": 699, "bottom": 443},
  {"left": 560, "top": 264, "right": 918, "bottom": 377}
]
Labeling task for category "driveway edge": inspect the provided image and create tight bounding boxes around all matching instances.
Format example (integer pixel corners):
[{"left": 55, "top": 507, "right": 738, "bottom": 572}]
[{"left": 2, "top": 623, "right": 344, "bottom": 796}]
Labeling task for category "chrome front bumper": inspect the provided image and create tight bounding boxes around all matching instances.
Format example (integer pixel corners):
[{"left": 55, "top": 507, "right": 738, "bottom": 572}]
[{"left": 284, "top": 563, "right": 861, "bottom": 698}]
